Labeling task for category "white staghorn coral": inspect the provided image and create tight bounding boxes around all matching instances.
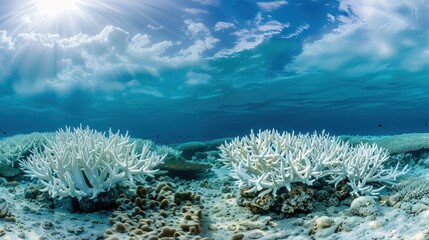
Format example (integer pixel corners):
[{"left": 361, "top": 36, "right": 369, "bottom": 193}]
[
  {"left": 20, "top": 126, "right": 165, "bottom": 200},
  {"left": 219, "top": 129, "right": 409, "bottom": 197},
  {"left": 326, "top": 142, "right": 409, "bottom": 196},
  {"left": 0, "top": 132, "right": 53, "bottom": 167}
]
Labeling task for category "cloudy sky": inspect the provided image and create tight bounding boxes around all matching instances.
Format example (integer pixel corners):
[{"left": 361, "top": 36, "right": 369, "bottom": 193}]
[{"left": 1, "top": 0, "right": 429, "bottom": 142}]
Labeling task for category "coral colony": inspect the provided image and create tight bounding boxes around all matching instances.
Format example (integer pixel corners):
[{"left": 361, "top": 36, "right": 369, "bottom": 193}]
[
  {"left": 0, "top": 126, "right": 422, "bottom": 239},
  {"left": 219, "top": 129, "right": 408, "bottom": 197},
  {"left": 20, "top": 126, "right": 165, "bottom": 199}
]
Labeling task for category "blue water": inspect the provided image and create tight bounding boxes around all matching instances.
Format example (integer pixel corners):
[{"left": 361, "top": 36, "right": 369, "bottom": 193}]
[{"left": 0, "top": 0, "right": 428, "bottom": 143}]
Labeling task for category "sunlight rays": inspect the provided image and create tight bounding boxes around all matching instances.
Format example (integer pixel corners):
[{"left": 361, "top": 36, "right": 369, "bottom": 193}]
[
  {"left": 36, "top": 0, "right": 79, "bottom": 16},
  {"left": 0, "top": 0, "right": 181, "bottom": 37},
  {"left": 0, "top": 0, "right": 90, "bottom": 36}
]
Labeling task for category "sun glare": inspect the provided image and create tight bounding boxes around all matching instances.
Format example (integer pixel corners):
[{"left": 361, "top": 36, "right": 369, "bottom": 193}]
[
  {"left": 37, "top": 0, "right": 79, "bottom": 16},
  {"left": 5, "top": 0, "right": 169, "bottom": 36}
]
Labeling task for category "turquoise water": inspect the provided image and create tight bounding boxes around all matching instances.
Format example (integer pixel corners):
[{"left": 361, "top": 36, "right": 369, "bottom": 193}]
[{"left": 0, "top": 0, "right": 428, "bottom": 143}]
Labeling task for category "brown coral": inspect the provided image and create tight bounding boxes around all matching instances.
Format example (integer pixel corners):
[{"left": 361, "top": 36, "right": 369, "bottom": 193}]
[
  {"left": 280, "top": 186, "right": 314, "bottom": 214},
  {"left": 105, "top": 183, "right": 207, "bottom": 240},
  {"left": 0, "top": 202, "right": 16, "bottom": 222},
  {"left": 243, "top": 193, "right": 274, "bottom": 214},
  {"left": 238, "top": 185, "right": 316, "bottom": 215}
]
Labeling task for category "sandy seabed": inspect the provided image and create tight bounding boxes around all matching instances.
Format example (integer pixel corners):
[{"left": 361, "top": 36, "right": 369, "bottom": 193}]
[{"left": 0, "top": 152, "right": 428, "bottom": 240}]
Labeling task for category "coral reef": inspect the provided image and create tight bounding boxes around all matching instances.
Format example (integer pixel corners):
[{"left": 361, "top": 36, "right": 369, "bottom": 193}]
[
  {"left": 23, "top": 183, "right": 54, "bottom": 209},
  {"left": 104, "top": 182, "right": 206, "bottom": 240},
  {"left": 0, "top": 163, "right": 22, "bottom": 179},
  {"left": 0, "top": 129, "right": 426, "bottom": 239},
  {"left": 133, "top": 138, "right": 182, "bottom": 158},
  {"left": 176, "top": 138, "right": 230, "bottom": 159},
  {"left": 0, "top": 132, "right": 53, "bottom": 167},
  {"left": 0, "top": 199, "right": 15, "bottom": 222},
  {"left": 349, "top": 196, "right": 379, "bottom": 217},
  {"left": 176, "top": 141, "right": 209, "bottom": 159},
  {"left": 279, "top": 185, "right": 314, "bottom": 214},
  {"left": 20, "top": 126, "right": 165, "bottom": 200},
  {"left": 390, "top": 177, "right": 429, "bottom": 203},
  {"left": 159, "top": 156, "right": 212, "bottom": 179},
  {"left": 220, "top": 129, "right": 409, "bottom": 197},
  {"left": 386, "top": 177, "right": 429, "bottom": 214},
  {"left": 341, "top": 133, "right": 429, "bottom": 155},
  {"left": 238, "top": 185, "right": 316, "bottom": 215}
]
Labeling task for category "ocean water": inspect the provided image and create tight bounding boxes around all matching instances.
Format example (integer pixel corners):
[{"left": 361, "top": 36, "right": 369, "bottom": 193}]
[
  {"left": 1, "top": 1, "right": 429, "bottom": 239},
  {"left": 1, "top": 0, "right": 428, "bottom": 144}
]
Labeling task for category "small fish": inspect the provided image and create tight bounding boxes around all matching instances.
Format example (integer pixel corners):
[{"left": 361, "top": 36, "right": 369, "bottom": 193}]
[
  {"left": 378, "top": 124, "right": 383, "bottom": 128},
  {"left": 425, "top": 123, "right": 428, "bottom": 127},
  {"left": 2, "top": 131, "right": 6, "bottom": 134},
  {"left": 178, "top": 135, "right": 182, "bottom": 138}
]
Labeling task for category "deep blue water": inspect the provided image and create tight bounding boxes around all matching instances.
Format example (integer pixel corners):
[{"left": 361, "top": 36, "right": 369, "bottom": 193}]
[{"left": 1, "top": 0, "right": 429, "bottom": 144}]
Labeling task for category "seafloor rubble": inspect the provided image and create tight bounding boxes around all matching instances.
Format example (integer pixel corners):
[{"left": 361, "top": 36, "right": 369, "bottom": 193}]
[{"left": 1, "top": 132, "right": 429, "bottom": 239}]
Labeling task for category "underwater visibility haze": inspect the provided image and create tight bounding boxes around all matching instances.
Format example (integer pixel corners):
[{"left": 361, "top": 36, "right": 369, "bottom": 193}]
[
  {"left": 4, "top": 1, "right": 429, "bottom": 240},
  {"left": 0, "top": 0, "right": 428, "bottom": 142}
]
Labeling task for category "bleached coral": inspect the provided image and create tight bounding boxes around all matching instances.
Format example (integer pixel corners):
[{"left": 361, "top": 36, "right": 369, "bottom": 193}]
[
  {"left": 132, "top": 138, "right": 182, "bottom": 158},
  {"left": 342, "top": 133, "right": 429, "bottom": 154},
  {"left": 219, "top": 129, "right": 409, "bottom": 197},
  {"left": 0, "top": 132, "right": 53, "bottom": 167},
  {"left": 20, "top": 126, "right": 165, "bottom": 200},
  {"left": 392, "top": 177, "right": 429, "bottom": 202},
  {"left": 326, "top": 142, "right": 409, "bottom": 196}
]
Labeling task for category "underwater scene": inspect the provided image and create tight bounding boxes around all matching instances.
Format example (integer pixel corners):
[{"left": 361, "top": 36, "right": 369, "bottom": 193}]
[{"left": 1, "top": 0, "right": 429, "bottom": 239}]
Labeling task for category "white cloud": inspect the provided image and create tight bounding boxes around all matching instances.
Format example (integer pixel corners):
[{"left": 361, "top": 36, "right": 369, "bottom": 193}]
[
  {"left": 46, "top": 65, "right": 96, "bottom": 93},
  {"left": 196, "top": 89, "right": 224, "bottom": 99},
  {"left": 257, "top": 1, "right": 288, "bottom": 12},
  {"left": 0, "top": 30, "right": 14, "bottom": 50},
  {"left": 283, "top": 24, "right": 309, "bottom": 38},
  {"left": 156, "top": 20, "right": 219, "bottom": 66},
  {"left": 289, "top": 0, "right": 429, "bottom": 75},
  {"left": 146, "top": 24, "right": 164, "bottom": 30},
  {"left": 216, "top": 13, "right": 289, "bottom": 56},
  {"left": 185, "top": 19, "right": 210, "bottom": 37},
  {"left": 339, "top": 0, "right": 416, "bottom": 31},
  {"left": 0, "top": 31, "right": 14, "bottom": 75},
  {"left": 17, "top": 32, "right": 61, "bottom": 48},
  {"left": 327, "top": 13, "right": 335, "bottom": 22},
  {"left": 192, "top": 0, "right": 219, "bottom": 6},
  {"left": 231, "top": 30, "right": 265, "bottom": 51},
  {"left": 184, "top": 8, "right": 209, "bottom": 15},
  {"left": 186, "top": 71, "right": 212, "bottom": 85},
  {"left": 0, "top": 23, "right": 220, "bottom": 96},
  {"left": 214, "top": 22, "right": 235, "bottom": 31},
  {"left": 258, "top": 20, "right": 290, "bottom": 32},
  {"left": 172, "top": 36, "right": 219, "bottom": 65},
  {"left": 128, "top": 34, "right": 173, "bottom": 56},
  {"left": 129, "top": 86, "right": 164, "bottom": 97}
]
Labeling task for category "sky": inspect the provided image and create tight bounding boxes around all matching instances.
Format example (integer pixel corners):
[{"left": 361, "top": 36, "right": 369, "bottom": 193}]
[{"left": 1, "top": 0, "right": 429, "bottom": 143}]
